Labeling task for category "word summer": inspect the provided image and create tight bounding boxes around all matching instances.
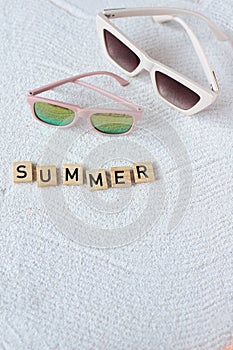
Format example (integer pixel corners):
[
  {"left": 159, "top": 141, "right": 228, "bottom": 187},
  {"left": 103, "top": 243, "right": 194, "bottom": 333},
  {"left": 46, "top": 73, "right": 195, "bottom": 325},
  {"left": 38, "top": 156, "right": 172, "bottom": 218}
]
[{"left": 13, "top": 161, "right": 155, "bottom": 191}]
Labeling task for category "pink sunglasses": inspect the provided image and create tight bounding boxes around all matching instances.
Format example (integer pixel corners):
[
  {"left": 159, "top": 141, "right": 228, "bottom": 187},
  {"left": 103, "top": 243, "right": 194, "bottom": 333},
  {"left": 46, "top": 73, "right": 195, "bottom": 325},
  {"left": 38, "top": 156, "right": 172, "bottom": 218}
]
[{"left": 26, "top": 71, "right": 143, "bottom": 135}]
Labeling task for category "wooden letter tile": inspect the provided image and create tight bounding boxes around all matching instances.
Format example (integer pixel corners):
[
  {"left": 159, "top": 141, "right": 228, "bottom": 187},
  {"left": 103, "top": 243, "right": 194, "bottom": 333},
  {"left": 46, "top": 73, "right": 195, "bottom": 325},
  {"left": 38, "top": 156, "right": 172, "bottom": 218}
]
[
  {"left": 36, "top": 165, "right": 57, "bottom": 187},
  {"left": 63, "top": 164, "right": 83, "bottom": 185},
  {"left": 13, "top": 161, "right": 33, "bottom": 183},
  {"left": 132, "top": 162, "right": 155, "bottom": 183},
  {"left": 86, "top": 169, "right": 108, "bottom": 191},
  {"left": 110, "top": 166, "right": 132, "bottom": 188}
]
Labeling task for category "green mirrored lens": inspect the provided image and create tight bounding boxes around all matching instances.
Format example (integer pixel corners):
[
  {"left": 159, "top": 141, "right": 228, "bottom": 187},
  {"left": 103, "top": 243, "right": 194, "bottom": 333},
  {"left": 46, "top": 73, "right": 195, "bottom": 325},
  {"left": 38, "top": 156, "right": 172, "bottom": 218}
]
[
  {"left": 90, "top": 113, "right": 133, "bottom": 134},
  {"left": 34, "top": 102, "right": 75, "bottom": 126}
]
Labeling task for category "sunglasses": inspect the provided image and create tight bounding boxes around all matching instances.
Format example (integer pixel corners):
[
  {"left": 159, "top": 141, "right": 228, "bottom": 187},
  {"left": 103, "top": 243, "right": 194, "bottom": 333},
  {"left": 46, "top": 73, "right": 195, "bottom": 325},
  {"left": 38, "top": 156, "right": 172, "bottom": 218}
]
[
  {"left": 26, "top": 71, "right": 143, "bottom": 135},
  {"left": 97, "top": 8, "right": 228, "bottom": 115}
]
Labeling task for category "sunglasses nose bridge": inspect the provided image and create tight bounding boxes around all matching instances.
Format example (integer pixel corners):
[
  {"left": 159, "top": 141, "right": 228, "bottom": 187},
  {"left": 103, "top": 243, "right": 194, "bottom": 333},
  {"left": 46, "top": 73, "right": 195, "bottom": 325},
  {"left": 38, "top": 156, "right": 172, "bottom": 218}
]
[
  {"left": 141, "top": 54, "right": 154, "bottom": 72},
  {"left": 77, "top": 109, "right": 90, "bottom": 120}
]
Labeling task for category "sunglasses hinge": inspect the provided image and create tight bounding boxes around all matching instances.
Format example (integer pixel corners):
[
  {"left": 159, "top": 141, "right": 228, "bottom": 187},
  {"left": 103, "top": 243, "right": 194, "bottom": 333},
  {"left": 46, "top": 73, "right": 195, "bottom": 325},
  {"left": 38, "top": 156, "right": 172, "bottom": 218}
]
[
  {"left": 104, "top": 13, "right": 113, "bottom": 18},
  {"left": 210, "top": 70, "right": 219, "bottom": 92},
  {"left": 103, "top": 8, "right": 126, "bottom": 18}
]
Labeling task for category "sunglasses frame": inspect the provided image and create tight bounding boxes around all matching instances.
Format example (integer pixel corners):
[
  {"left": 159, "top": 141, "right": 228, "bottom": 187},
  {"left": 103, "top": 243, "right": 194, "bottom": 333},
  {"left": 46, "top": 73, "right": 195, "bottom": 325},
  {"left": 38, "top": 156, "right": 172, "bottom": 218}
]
[
  {"left": 26, "top": 71, "right": 143, "bottom": 135},
  {"left": 96, "top": 8, "right": 228, "bottom": 115}
]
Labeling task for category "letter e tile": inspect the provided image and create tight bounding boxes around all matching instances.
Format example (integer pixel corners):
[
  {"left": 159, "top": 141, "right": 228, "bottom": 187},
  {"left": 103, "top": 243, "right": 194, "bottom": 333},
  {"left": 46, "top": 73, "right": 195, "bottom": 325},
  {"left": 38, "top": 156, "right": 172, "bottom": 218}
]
[{"left": 110, "top": 167, "right": 132, "bottom": 188}]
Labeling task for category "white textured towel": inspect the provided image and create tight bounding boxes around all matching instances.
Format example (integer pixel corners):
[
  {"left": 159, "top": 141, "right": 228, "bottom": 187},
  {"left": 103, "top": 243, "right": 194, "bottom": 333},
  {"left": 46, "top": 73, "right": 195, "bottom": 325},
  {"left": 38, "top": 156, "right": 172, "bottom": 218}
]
[{"left": 0, "top": 0, "right": 232, "bottom": 349}]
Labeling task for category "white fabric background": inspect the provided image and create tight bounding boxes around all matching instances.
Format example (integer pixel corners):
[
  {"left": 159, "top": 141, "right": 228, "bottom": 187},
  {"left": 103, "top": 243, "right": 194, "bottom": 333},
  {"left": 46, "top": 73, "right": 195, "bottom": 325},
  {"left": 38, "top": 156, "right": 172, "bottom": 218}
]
[{"left": 0, "top": 0, "right": 232, "bottom": 349}]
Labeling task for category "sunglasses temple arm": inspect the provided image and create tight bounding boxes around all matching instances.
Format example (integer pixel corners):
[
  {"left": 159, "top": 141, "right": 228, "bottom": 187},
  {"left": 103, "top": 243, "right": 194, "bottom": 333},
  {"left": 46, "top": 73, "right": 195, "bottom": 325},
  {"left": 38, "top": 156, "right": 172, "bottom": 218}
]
[
  {"left": 28, "top": 71, "right": 129, "bottom": 96},
  {"left": 71, "top": 71, "right": 129, "bottom": 86},
  {"left": 103, "top": 8, "right": 228, "bottom": 41},
  {"left": 74, "top": 80, "right": 142, "bottom": 111},
  {"left": 168, "top": 16, "right": 219, "bottom": 92}
]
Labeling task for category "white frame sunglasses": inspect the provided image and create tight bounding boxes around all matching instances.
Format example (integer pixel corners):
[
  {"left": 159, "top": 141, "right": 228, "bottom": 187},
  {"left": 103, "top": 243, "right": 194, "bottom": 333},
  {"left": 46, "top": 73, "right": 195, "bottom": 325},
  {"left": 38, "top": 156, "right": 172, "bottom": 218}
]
[{"left": 96, "top": 8, "right": 229, "bottom": 115}]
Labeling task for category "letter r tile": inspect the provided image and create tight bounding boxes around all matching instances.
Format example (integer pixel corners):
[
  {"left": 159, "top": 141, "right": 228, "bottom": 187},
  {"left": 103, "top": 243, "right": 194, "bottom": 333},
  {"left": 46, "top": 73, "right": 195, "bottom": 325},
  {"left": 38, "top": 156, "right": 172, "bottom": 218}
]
[{"left": 132, "top": 162, "right": 155, "bottom": 183}]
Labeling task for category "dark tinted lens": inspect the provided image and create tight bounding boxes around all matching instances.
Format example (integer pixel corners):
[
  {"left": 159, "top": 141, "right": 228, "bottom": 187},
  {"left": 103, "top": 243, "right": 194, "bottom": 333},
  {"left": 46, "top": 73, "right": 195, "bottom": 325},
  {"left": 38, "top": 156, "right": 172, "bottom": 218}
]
[
  {"left": 155, "top": 71, "right": 200, "bottom": 110},
  {"left": 104, "top": 30, "right": 140, "bottom": 72},
  {"left": 34, "top": 102, "right": 75, "bottom": 126}
]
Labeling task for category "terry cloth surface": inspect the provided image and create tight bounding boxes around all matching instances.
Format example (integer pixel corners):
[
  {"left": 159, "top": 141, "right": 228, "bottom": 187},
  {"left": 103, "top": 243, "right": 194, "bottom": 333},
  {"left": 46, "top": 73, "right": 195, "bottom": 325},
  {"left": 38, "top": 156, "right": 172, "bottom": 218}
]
[{"left": 0, "top": 0, "right": 232, "bottom": 349}]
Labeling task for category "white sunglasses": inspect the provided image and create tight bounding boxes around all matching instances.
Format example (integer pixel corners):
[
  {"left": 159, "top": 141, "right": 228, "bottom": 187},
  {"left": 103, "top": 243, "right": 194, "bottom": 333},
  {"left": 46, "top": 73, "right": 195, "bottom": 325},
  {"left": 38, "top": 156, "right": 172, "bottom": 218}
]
[{"left": 96, "top": 8, "right": 229, "bottom": 115}]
